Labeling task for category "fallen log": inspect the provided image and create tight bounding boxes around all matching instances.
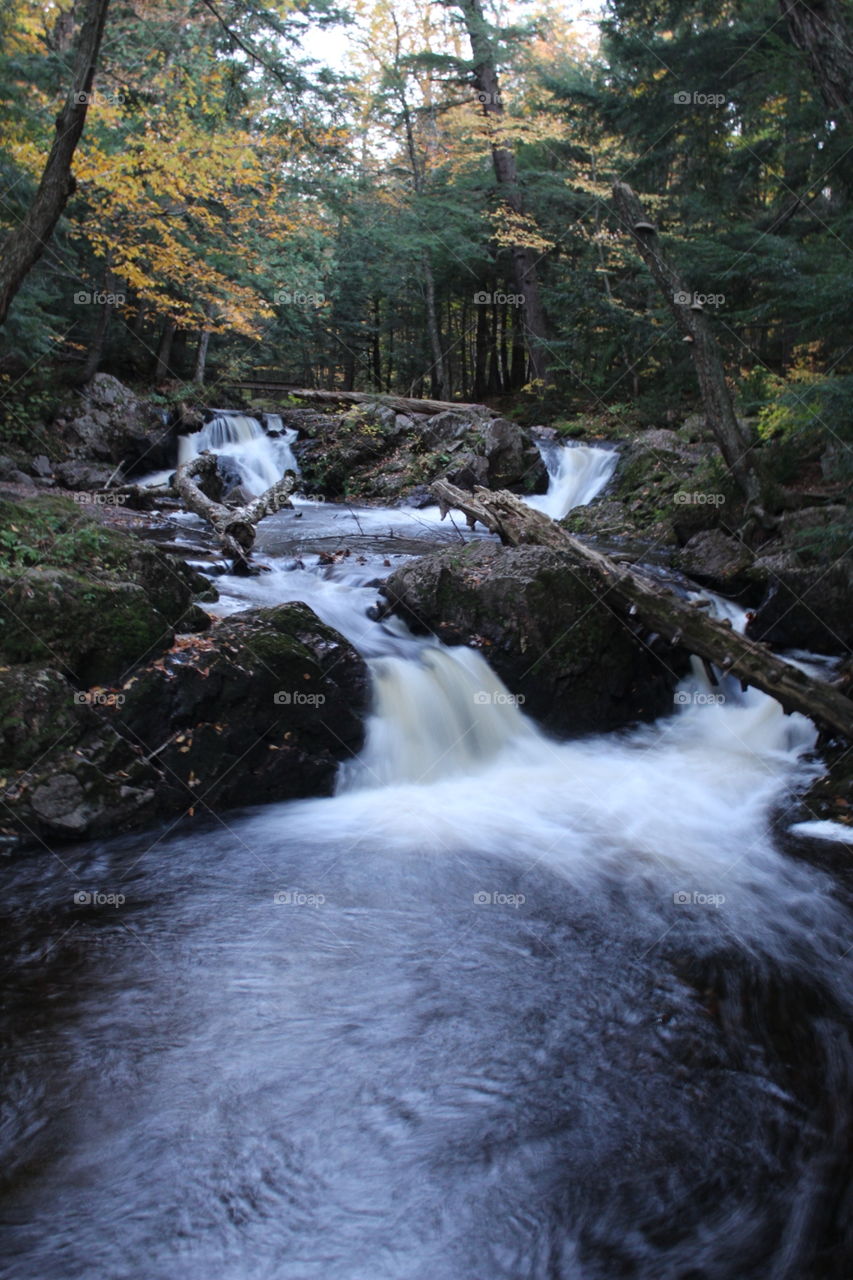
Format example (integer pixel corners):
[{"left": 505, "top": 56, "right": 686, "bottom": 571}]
[
  {"left": 175, "top": 452, "right": 295, "bottom": 572},
  {"left": 431, "top": 479, "right": 853, "bottom": 740},
  {"left": 228, "top": 383, "right": 494, "bottom": 418}
]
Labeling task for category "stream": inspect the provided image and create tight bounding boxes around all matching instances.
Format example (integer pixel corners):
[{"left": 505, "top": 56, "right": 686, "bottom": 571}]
[{"left": 1, "top": 419, "right": 851, "bottom": 1279}]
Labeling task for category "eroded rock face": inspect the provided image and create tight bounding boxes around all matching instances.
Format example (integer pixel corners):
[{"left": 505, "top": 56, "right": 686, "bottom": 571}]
[
  {"left": 54, "top": 373, "right": 175, "bottom": 474},
  {"left": 0, "top": 604, "right": 369, "bottom": 844},
  {"left": 381, "top": 542, "right": 682, "bottom": 737}
]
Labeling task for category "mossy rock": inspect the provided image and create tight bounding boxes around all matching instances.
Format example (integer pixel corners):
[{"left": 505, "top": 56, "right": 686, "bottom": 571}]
[{"left": 0, "top": 664, "right": 89, "bottom": 771}]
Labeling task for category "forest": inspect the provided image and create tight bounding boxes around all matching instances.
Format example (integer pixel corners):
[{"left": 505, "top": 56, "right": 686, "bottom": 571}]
[{"left": 1, "top": 3, "right": 853, "bottom": 1279}]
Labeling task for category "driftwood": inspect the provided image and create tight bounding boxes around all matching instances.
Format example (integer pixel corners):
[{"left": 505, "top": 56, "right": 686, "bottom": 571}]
[
  {"left": 431, "top": 479, "right": 853, "bottom": 740},
  {"left": 175, "top": 452, "right": 295, "bottom": 571},
  {"left": 227, "top": 383, "right": 494, "bottom": 418}
]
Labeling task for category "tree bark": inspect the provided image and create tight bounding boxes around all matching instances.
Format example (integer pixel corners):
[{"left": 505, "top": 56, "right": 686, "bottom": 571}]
[
  {"left": 79, "top": 272, "right": 115, "bottom": 384},
  {"left": 154, "top": 318, "right": 176, "bottom": 382},
  {"left": 779, "top": 0, "right": 853, "bottom": 127},
  {"left": 0, "top": 0, "right": 112, "bottom": 327},
  {"left": 430, "top": 479, "right": 853, "bottom": 740},
  {"left": 193, "top": 322, "right": 211, "bottom": 385},
  {"left": 611, "top": 182, "right": 770, "bottom": 519},
  {"left": 456, "top": 0, "right": 551, "bottom": 385},
  {"left": 174, "top": 453, "right": 296, "bottom": 572},
  {"left": 228, "top": 383, "right": 494, "bottom": 417}
]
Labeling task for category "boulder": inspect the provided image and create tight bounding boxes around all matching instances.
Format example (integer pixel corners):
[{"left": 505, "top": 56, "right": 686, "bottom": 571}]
[
  {"left": 380, "top": 542, "right": 682, "bottom": 737},
  {"left": 418, "top": 410, "right": 479, "bottom": 449},
  {"left": 54, "top": 460, "right": 115, "bottom": 490},
  {"left": 0, "top": 604, "right": 369, "bottom": 843},
  {"left": 676, "top": 529, "right": 753, "bottom": 593},
  {"left": 0, "top": 496, "right": 215, "bottom": 685},
  {"left": 746, "top": 553, "right": 852, "bottom": 654},
  {"left": 55, "top": 373, "right": 175, "bottom": 473},
  {"left": 482, "top": 418, "right": 548, "bottom": 492}
]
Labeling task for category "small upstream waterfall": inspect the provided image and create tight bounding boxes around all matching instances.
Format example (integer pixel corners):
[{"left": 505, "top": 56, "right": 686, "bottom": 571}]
[
  {"left": 525, "top": 441, "right": 617, "bottom": 519},
  {"left": 177, "top": 410, "right": 300, "bottom": 496}
]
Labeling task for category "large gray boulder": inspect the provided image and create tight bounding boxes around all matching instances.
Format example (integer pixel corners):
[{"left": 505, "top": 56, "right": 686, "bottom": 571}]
[
  {"left": 54, "top": 374, "right": 175, "bottom": 474},
  {"left": 381, "top": 541, "right": 682, "bottom": 737}
]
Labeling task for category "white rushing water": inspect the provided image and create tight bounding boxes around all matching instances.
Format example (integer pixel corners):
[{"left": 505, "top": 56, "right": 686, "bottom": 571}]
[
  {"left": 5, "top": 454, "right": 852, "bottom": 1280},
  {"left": 525, "top": 441, "right": 618, "bottom": 519},
  {"left": 176, "top": 411, "right": 300, "bottom": 496}
]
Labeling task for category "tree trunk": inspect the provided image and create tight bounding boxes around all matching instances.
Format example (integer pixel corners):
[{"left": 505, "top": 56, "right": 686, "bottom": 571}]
[
  {"left": 193, "top": 322, "right": 211, "bottom": 385},
  {"left": 0, "top": 0, "right": 111, "bottom": 326},
  {"left": 456, "top": 0, "right": 551, "bottom": 385},
  {"left": 430, "top": 480, "right": 853, "bottom": 740},
  {"left": 779, "top": 0, "right": 853, "bottom": 126},
  {"left": 79, "top": 273, "right": 115, "bottom": 384},
  {"left": 154, "top": 318, "right": 176, "bottom": 382},
  {"left": 423, "top": 254, "right": 451, "bottom": 400},
  {"left": 228, "top": 384, "right": 493, "bottom": 417},
  {"left": 174, "top": 454, "right": 296, "bottom": 572},
  {"left": 611, "top": 182, "right": 770, "bottom": 521}
]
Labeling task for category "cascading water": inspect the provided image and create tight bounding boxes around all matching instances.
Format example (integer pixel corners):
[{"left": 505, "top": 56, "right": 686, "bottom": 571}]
[
  {"left": 177, "top": 410, "right": 300, "bottom": 497},
  {"left": 525, "top": 441, "right": 617, "bottom": 519},
  {"left": 2, "top": 482, "right": 852, "bottom": 1279}
]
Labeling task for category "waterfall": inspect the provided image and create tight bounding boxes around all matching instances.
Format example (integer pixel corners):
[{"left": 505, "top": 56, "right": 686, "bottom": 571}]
[
  {"left": 526, "top": 442, "right": 617, "bottom": 520},
  {"left": 177, "top": 410, "right": 300, "bottom": 497},
  {"left": 340, "top": 645, "right": 537, "bottom": 789}
]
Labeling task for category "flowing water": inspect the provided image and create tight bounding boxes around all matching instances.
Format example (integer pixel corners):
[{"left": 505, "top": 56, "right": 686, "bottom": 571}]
[
  {"left": 526, "top": 442, "right": 617, "bottom": 520},
  {"left": 2, "top": 445, "right": 852, "bottom": 1279}
]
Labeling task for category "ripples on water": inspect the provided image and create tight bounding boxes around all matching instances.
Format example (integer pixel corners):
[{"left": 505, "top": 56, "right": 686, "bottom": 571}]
[{"left": 2, "top": 444, "right": 851, "bottom": 1279}]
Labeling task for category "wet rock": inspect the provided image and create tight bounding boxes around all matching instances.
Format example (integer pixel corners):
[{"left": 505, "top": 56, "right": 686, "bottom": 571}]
[
  {"left": 1, "top": 604, "right": 369, "bottom": 844},
  {"left": 676, "top": 529, "right": 753, "bottom": 593},
  {"left": 55, "top": 373, "right": 175, "bottom": 473},
  {"left": 746, "top": 552, "right": 852, "bottom": 654},
  {"left": 482, "top": 418, "right": 548, "bottom": 493},
  {"left": 54, "top": 460, "right": 117, "bottom": 490},
  {"left": 381, "top": 542, "right": 682, "bottom": 736}
]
